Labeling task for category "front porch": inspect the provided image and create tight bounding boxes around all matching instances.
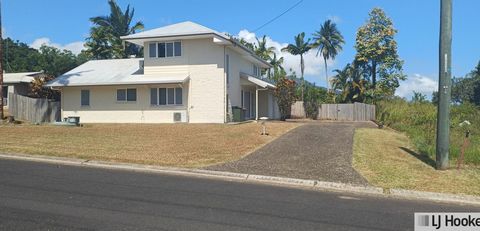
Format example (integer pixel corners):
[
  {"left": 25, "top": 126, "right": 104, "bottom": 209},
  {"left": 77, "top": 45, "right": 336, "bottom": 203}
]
[{"left": 239, "top": 73, "right": 279, "bottom": 121}]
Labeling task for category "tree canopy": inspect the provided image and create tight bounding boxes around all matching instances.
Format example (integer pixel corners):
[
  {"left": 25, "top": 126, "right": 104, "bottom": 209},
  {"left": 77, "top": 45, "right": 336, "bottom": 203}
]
[{"left": 354, "top": 8, "right": 405, "bottom": 100}]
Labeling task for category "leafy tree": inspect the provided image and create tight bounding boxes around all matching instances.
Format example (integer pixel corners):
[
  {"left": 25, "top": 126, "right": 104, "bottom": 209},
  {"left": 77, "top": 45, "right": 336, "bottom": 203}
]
[
  {"left": 87, "top": 0, "right": 144, "bottom": 59},
  {"left": 281, "top": 32, "right": 311, "bottom": 101},
  {"left": 36, "top": 45, "right": 84, "bottom": 77},
  {"left": 451, "top": 61, "right": 480, "bottom": 105},
  {"left": 2, "top": 38, "right": 42, "bottom": 73},
  {"left": 411, "top": 91, "right": 427, "bottom": 103},
  {"left": 354, "top": 8, "right": 406, "bottom": 99},
  {"left": 29, "top": 73, "right": 60, "bottom": 100},
  {"left": 312, "top": 19, "right": 345, "bottom": 91},
  {"left": 303, "top": 84, "right": 321, "bottom": 119},
  {"left": 273, "top": 77, "right": 297, "bottom": 121},
  {"left": 268, "top": 53, "right": 284, "bottom": 82}
]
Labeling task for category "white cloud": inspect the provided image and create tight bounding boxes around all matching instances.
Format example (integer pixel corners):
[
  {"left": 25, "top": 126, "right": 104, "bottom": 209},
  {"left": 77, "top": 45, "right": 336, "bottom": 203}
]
[
  {"left": 237, "top": 30, "right": 334, "bottom": 79},
  {"left": 30, "top": 37, "right": 85, "bottom": 55},
  {"left": 395, "top": 74, "right": 438, "bottom": 99},
  {"left": 327, "top": 15, "right": 341, "bottom": 23}
]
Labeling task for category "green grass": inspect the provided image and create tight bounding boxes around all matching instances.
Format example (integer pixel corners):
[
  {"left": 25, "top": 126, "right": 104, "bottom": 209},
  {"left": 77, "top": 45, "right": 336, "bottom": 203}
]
[
  {"left": 353, "top": 128, "right": 480, "bottom": 196},
  {"left": 377, "top": 99, "right": 480, "bottom": 165}
]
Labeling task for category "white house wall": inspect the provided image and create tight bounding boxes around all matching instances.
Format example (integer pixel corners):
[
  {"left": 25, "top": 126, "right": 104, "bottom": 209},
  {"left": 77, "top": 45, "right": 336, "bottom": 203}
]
[
  {"left": 144, "top": 38, "right": 225, "bottom": 123},
  {"left": 61, "top": 85, "right": 188, "bottom": 123}
]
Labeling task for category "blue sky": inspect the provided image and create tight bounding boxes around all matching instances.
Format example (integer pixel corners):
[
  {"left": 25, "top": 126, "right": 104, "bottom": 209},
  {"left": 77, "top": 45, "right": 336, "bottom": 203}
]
[{"left": 3, "top": 0, "right": 480, "bottom": 99}]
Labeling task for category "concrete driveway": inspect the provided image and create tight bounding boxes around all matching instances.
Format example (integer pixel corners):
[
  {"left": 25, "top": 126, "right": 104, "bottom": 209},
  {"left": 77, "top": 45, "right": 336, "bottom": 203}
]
[{"left": 207, "top": 122, "right": 376, "bottom": 185}]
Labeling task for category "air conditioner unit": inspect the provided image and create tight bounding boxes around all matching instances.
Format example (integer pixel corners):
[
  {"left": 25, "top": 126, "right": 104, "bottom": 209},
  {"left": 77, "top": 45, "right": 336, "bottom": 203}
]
[{"left": 173, "top": 112, "right": 187, "bottom": 123}]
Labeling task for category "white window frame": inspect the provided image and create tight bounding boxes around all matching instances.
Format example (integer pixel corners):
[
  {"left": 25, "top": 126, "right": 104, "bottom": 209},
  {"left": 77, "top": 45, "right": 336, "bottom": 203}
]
[
  {"left": 150, "top": 41, "right": 182, "bottom": 58},
  {"left": 151, "top": 87, "right": 183, "bottom": 106},
  {"left": 116, "top": 88, "right": 137, "bottom": 102}
]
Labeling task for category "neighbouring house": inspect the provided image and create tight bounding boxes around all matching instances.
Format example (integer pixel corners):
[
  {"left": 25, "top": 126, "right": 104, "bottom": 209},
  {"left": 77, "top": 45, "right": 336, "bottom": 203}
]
[
  {"left": 2, "top": 71, "right": 42, "bottom": 109},
  {"left": 46, "top": 21, "right": 280, "bottom": 123}
]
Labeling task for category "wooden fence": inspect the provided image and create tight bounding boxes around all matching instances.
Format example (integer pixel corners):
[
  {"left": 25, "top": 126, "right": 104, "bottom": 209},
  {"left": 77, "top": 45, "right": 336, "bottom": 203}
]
[
  {"left": 290, "top": 101, "right": 375, "bottom": 121},
  {"left": 9, "top": 93, "right": 61, "bottom": 123}
]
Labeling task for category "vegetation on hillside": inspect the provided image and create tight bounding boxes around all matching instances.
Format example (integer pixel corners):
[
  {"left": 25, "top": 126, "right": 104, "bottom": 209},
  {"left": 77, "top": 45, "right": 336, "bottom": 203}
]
[{"left": 377, "top": 98, "right": 480, "bottom": 165}]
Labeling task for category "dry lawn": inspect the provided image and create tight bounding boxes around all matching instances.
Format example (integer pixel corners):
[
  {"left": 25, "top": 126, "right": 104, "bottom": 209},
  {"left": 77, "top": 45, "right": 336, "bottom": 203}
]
[
  {"left": 353, "top": 128, "right": 480, "bottom": 196},
  {"left": 0, "top": 122, "right": 299, "bottom": 168}
]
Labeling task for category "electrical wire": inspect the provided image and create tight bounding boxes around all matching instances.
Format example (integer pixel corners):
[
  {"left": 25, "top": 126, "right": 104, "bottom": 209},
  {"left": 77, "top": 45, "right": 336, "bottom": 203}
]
[{"left": 252, "top": 0, "right": 303, "bottom": 33}]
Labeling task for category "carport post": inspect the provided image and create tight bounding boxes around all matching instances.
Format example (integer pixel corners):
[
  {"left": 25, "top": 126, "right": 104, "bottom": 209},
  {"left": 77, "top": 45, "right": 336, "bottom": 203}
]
[{"left": 255, "top": 87, "right": 259, "bottom": 121}]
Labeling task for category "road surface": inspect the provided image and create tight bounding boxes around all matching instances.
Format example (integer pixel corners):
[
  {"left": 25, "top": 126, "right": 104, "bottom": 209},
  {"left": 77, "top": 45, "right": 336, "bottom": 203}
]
[{"left": 0, "top": 159, "right": 478, "bottom": 230}]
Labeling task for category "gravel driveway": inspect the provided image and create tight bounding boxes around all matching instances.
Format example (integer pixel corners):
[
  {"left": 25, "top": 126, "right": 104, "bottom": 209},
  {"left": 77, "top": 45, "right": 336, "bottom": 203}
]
[{"left": 206, "top": 122, "right": 376, "bottom": 185}]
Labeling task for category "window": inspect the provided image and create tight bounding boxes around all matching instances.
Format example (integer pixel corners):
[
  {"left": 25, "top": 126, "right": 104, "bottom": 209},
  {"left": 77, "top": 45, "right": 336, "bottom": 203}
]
[
  {"left": 174, "top": 42, "right": 181, "bottom": 56},
  {"left": 158, "top": 43, "right": 166, "bottom": 58},
  {"left": 253, "top": 65, "right": 260, "bottom": 77},
  {"left": 149, "top": 43, "right": 157, "bottom": 58},
  {"left": 226, "top": 54, "right": 230, "bottom": 84},
  {"left": 152, "top": 41, "right": 181, "bottom": 58},
  {"left": 81, "top": 90, "right": 90, "bottom": 106},
  {"left": 116, "top": 88, "right": 137, "bottom": 102},
  {"left": 151, "top": 87, "right": 183, "bottom": 106}
]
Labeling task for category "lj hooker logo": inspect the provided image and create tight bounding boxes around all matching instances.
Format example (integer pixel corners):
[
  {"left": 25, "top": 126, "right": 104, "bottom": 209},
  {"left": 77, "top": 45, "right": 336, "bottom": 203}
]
[{"left": 415, "top": 213, "right": 480, "bottom": 231}]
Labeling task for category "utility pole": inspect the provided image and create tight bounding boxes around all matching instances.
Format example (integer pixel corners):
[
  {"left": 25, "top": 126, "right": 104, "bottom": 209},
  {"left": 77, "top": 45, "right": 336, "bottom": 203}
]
[
  {"left": 436, "top": 0, "right": 452, "bottom": 170},
  {"left": 0, "top": 0, "right": 4, "bottom": 120}
]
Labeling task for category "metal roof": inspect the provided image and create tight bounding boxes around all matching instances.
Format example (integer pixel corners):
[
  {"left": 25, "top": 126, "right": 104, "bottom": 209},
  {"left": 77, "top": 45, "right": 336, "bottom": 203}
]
[
  {"left": 3, "top": 72, "right": 42, "bottom": 84},
  {"left": 121, "top": 21, "right": 229, "bottom": 41},
  {"left": 46, "top": 59, "right": 188, "bottom": 87},
  {"left": 240, "top": 72, "right": 276, "bottom": 89}
]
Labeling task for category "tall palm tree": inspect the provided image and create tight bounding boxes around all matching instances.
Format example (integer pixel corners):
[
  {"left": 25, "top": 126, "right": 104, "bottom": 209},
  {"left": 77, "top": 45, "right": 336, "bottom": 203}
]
[
  {"left": 281, "top": 32, "right": 311, "bottom": 101},
  {"left": 255, "top": 35, "right": 275, "bottom": 60},
  {"left": 312, "top": 20, "right": 345, "bottom": 91},
  {"left": 268, "top": 53, "right": 284, "bottom": 82},
  {"left": 90, "top": 0, "right": 144, "bottom": 58}
]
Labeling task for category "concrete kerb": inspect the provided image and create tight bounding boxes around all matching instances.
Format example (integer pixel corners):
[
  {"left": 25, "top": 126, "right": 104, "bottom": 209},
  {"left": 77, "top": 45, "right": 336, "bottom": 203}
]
[{"left": 2, "top": 153, "right": 480, "bottom": 206}]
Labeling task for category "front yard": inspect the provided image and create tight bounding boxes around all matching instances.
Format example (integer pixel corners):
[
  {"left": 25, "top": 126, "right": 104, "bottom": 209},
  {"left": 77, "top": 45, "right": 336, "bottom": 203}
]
[
  {"left": 0, "top": 122, "right": 299, "bottom": 168},
  {"left": 353, "top": 128, "right": 480, "bottom": 196}
]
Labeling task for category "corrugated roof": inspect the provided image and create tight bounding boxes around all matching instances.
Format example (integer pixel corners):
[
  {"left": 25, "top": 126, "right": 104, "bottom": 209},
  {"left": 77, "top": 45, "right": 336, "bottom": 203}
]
[
  {"left": 4, "top": 72, "right": 42, "bottom": 84},
  {"left": 121, "top": 21, "right": 228, "bottom": 40},
  {"left": 240, "top": 73, "right": 276, "bottom": 89},
  {"left": 46, "top": 58, "right": 188, "bottom": 87}
]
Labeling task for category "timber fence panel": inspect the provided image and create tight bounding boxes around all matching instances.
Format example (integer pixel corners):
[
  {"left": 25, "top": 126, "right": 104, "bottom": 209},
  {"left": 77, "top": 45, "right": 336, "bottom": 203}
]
[
  {"left": 291, "top": 101, "right": 376, "bottom": 121},
  {"left": 9, "top": 93, "right": 60, "bottom": 123}
]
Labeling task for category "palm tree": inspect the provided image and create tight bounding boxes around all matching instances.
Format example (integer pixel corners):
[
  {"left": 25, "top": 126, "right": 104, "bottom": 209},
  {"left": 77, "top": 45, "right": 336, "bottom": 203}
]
[
  {"left": 90, "top": 0, "right": 144, "bottom": 58},
  {"left": 331, "top": 63, "right": 366, "bottom": 103},
  {"left": 268, "top": 53, "right": 284, "bottom": 82},
  {"left": 255, "top": 35, "right": 275, "bottom": 60},
  {"left": 312, "top": 19, "right": 345, "bottom": 91},
  {"left": 281, "top": 32, "right": 311, "bottom": 101}
]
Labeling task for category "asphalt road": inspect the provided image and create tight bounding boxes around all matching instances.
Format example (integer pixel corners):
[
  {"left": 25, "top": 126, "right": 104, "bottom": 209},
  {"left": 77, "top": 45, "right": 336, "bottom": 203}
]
[{"left": 0, "top": 159, "right": 478, "bottom": 231}]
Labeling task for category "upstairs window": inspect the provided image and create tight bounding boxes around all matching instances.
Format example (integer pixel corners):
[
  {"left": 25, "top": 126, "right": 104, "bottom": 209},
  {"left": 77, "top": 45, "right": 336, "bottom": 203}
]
[
  {"left": 151, "top": 87, "right": 183, "bottom": 106},
  {"left": 151, "top": 41, "right": 181, "bottom": 58},
  {"left": 253, "top": 65, "right": 260, "bottom": 77},
  {"left": 117, "top": 88, "right": 137, "bottom": 102}
]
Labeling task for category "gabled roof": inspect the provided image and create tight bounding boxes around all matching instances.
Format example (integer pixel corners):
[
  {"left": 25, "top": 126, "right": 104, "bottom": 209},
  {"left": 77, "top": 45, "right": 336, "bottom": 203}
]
[
  {"left": 45, "top": 59, "right": 188, "bottom": 87},
  {"left": 4, "top": 71, "right": 42, "bottom": 84},
  {"left": 121, "top": 21, "right": 228, "bottom": 40}
]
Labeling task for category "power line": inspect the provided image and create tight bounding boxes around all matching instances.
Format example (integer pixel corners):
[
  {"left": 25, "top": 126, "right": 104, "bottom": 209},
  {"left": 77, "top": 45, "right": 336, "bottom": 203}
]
[{"left": 252, "top": 0, "right": 303, "bottom": 33}]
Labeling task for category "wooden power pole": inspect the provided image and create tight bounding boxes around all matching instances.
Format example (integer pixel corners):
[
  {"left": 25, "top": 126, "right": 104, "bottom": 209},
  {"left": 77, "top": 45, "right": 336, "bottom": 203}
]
[
  {"left": 436, "top": 0, "right": 452, "bottom": 170},
  {"left": 0, "top": 0, "right": 3, "bottom": 119}
]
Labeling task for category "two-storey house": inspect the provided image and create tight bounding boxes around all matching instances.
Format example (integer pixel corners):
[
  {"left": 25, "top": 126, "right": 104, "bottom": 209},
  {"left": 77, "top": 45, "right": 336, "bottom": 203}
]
[{"left": 47, "top": 21, "right": 280, "bottom": 123}]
